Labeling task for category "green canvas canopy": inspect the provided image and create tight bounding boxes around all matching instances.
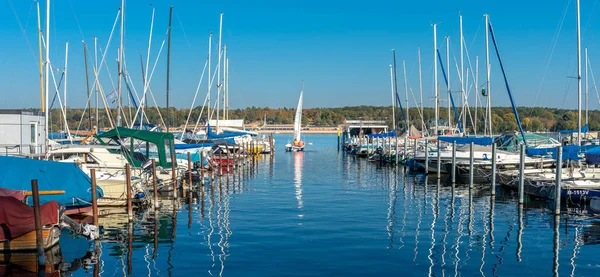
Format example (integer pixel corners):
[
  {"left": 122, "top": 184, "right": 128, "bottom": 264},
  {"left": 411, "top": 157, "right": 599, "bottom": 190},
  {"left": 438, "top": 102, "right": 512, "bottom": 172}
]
[{"left": 96, "top": 127, "right": 176, "bottom": 168}]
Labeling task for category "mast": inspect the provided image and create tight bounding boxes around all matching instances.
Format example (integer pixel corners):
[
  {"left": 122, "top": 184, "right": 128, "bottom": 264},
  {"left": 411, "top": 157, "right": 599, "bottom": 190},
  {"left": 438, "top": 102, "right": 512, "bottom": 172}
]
[
  {"left": 44, "top": 0, "right": 50, "bottom": 154},
  {"left": 418, "top": 47, "right": 423, "bottom": 130},
  {"left": 94, "top": 36, "right": 99, "bottom": 128},
  {"left": 389, "top": 64, "right": 395, "bottom": 130},
  {"left": 226, "top": 56, "right": 229, "bottom": 120},
  {"left": 207, "top": 33, "right": 212, "bottom": 124},
  {"left": 37, "top": 2, "right": 44, "bottom": 126},
  {"left": 83, "top": 42, "right": 92, "bottom": 129},
  {"left": 459, "top": 14, "right": 465, "bottom": 128},
  {"left": 223, "top": 44, "right": 227, "bottom": 121},
  {"left": 403, "top": 59, "right": 409, "bottom": 134},
  {"left": 64, "top": 42, "right": 69, "bottom": 134},
  {"left": 166, "top": 6, "right": 173, "bottom": 133},
  {"left": 475, "top": 56, "right": 479, "bottom": 136},
  {"left": 446, "top": 36, "right": 451, "bottom": 131},
  {"left": 117, "top": 0, "right": 125, "bottom": 127},
  {"left": 216, "top": 13, "right": 223, "bottom": 130},
  {"left": 392, "top": 49, "right": 400, "bottom": 130},
  {"left": 576, "top": 0, "right": 582, "bottom": 146},
  {"left": 484, "top": 14, "right": 492, "bottom": 136},
  {"left": 433, "top": 24, "right": 439, "bottom": 135},
  {"left": 585, "top": 47, "right": 589, "bottom": 127}
]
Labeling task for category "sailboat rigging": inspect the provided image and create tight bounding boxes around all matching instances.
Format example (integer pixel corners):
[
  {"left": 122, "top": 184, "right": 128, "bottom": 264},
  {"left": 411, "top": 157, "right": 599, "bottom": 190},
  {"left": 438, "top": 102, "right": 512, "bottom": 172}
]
[{"left": 285, "top": 82, "right": 305, "bottom": 152}]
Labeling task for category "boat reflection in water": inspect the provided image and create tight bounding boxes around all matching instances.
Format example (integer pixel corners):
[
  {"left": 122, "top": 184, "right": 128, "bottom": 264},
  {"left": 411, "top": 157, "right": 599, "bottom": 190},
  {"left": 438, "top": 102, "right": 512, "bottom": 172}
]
[{"left": 294, "top": 152, "right": 304, "bottom": 213}]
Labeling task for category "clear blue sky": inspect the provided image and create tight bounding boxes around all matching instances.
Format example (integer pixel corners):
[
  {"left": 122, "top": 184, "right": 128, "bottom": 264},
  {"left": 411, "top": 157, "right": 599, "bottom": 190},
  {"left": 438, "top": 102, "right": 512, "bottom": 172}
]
[{"left": 1, "top": 0, "right": 598, "bottom": 110}]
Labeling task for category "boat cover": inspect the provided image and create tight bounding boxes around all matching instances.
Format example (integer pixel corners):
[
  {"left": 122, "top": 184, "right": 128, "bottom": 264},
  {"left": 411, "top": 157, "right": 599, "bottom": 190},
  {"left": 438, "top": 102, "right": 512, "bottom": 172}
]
[
  {"left": 206, "top": 124, "right": 247, "bottom": 140},
  {"left": 368, "top": 130, "right": 396, "bottom": 139},
  {"left": 559, "top": 124, "right": 588, "bottom": 134},
  {"left": 0, "top": 196, "right": 59, "bottom": 240},
  {"left": 585, "top": 146, "right": 600, "bottom": 164},
  {"left": 438, "top": 136, "right": 494, "bottom": 146},
  {"left": 0, "top": 188, "right": 26, "bottom": 201},
  {"left": 527, "top": 145, "right": 581, "bottom": 161},
  {"left": 0, "top": 156, "right": 103, "bottom": 208}
]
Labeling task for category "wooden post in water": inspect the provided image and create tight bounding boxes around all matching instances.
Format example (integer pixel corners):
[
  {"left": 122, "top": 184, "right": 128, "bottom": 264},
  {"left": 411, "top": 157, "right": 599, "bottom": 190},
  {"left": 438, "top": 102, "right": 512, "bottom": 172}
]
[
  {"left": 171, "top": 153, "right": 177, "bottom": 199},
  {"left": 469, "top": 141, "right": 474, "bottom": 188},
  {"left": 187, "top": 152, "right": 192, "bottom": 189},
  {"left": 491, "top": 143, "right": 497, "bottom": 196},
  {"left": 152, "top": 159, "right": 158, "bottom": 209},
  {"left": 554, "top": 146, "right": 563, "bottom": 215},
  {"left": 436, "top": 139, "right": 441, "bottom": 179},
  {"left": 31, "top": 179, "right": 45, "bottom": 268},
  {"left": 424, "top": 139, "right": 429, "bottom": 173},
  {"left": 451, "top": 141, "right": 456, "bottom": 184},
  {"left": 518, "top": 144, "right": 525, "bottom": 205},
  {"left": 395, "top": 135, "right": 399, "bottom": 166},
  {"left": 200, "top": 151, "right": 205, "bottom": 186},
  {"left": 337, "top": 132, "right": 340, "bottom": 152},
  {"left": 219, "top": 150, "right": 223, "bottom": 175},
  {"left": 271, "top": 134, "right": 275, "bottom": 155},
  {"left": 403, "top": 136, "right": 407, "bottom": 165},
  {"left": 126, "top": 164, "right": 133, "bottom": 221},
  {"left": 90, "top": 169, "right": 98, "bottom": 227}
]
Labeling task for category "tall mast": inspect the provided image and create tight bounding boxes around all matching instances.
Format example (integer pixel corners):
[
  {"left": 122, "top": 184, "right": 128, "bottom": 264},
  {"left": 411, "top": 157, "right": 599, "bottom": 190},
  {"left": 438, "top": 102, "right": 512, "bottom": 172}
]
[
  {"left": 484, "top": 14, "right": 492, "bottom": 136},
  {"left": 418, "top": 47, "right": 423, "bottom": 129},
  {"left": 389, "top": 64, "right": 395, "bottom": 130},
  {"left": 585, "top": 47, "right": 589, "bottom": 127},
  {"left": 216, "top": 13, "right": 223, "bottom": 130},
  {"left": 433, "top": 24, "right": 438, "bottom": 135},
  {"left": 223, "top": 44, "right": 227, "bottom": 121},
  {"left": 403, "top": 59, "right": 409, "bottom": 134},
  {"left": 83, "top": 42, "right": 92, "bottom": 129},
  {"left": 166, "top": 6, "right": 173, "bottom": 133},
  {"left": 44, "top": 0, "right": 50, "bottom": 154},
  {"left": 64, "top": 42, "right": 69, "bottom": 129},
  {"left": 392, "top": 49, "right": 399, "bottom": 130},
  {"left": 226, "top": 55, "right": 229, "bottom": 120},
  {"left": 475, "top": 56, "right": 479, "bottom": 136},
  {"left": 459, "top": 14, "right": 465, "bottom": 128},
  {"left": 576, "top": 0, "right": 582, "bottom": 146},
  {"left": 446, "top": 36, "right": 451, "bottom": 130},
  {"left": 117, "top": 0, "right": 125, "bottom": 127},
  {"left": 207, "top": 33, "right": 212, "bottom": 123},
  {"left": 37, "top": 2, "right": 44, "bottom": 122},
  {"left": 94, "top": 36, "right": 99, "bottom": 128}
]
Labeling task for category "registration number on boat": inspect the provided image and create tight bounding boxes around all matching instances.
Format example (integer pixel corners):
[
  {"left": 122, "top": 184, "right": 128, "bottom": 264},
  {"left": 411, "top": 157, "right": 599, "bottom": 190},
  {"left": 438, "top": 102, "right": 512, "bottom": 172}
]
[{"left": 566, "top": 190, "right": 589, "bottom": 196}]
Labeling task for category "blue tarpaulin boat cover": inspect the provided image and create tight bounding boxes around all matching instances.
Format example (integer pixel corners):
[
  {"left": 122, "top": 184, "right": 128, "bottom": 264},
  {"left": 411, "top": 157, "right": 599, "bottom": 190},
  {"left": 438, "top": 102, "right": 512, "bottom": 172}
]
[
  {"left": 368, "top": 130, "right": 396, "bottom": 138},
  {"left": 527, "top": 145, "right": 581, "bottom": 160},
  {"left": 438, "top": 136, "right": 494, "bottom": 146},
  {"left": 585, "top": 146, "right": 600, "bottom": 164},
  {"left": 559, "top": 124, "right": 588, "bottom": 134},
  {"left": 0, "top": 156, "right": 103, "bottom": 208},
  {"left": 206, "top": 124, "right": 248, "bottom": 140}
]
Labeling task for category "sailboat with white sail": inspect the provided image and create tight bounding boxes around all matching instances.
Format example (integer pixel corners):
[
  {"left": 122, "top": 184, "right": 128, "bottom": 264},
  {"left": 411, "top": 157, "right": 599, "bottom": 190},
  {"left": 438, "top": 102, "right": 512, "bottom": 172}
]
[{"left": 285, "top": 83, "right": 305, "bottom": 152}]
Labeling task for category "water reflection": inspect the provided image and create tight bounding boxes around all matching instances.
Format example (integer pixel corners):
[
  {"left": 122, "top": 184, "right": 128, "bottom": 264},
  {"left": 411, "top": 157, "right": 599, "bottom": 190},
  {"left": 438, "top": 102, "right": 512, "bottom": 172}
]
[{"left": 294, "top": 152, "right": 304, "bottom": 211}]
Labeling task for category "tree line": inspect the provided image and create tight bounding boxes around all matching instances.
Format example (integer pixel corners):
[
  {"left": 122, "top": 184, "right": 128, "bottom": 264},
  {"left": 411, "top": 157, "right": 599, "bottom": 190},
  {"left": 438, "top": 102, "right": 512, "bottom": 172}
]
[{"left": 41, "top": 106, "right": 596, "bottom": 133}]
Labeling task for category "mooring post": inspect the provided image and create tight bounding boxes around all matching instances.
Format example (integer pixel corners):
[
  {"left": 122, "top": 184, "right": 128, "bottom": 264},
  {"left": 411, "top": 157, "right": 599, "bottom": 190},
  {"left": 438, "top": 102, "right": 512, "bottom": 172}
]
[
  {"left": 519, "top": 144, "right": 525, "bottom": 205},
  {"left": 200, "top": 151, "right": 205, "bottom": 186},
  {"left": 452, "top": 141, "right": 457, "bottom": 184},
  {"left": 126, "top": 164, "right": 133, "bottom": 220},
  {"left": 554, "top": 146, "right": 563, "bottom": 215},
  {"left": 187, "top": 152, "right": 192, "bottom": 190},
  {"left": 337, "top": 132, "right": 340, "bottom": 152},
  {"left": 90, "top": 169, "right": 98, "bottom": 227},
  {"left": 469, "top": 141, "right": 474, "bottom": 188},
  {"left": 491, "top": 143, "right": 497, "bottom": 196},
  {"left": 152, "top": 159, "right": 158, "bottom": 209},
  {"left": 271, "top": 134, "right": 275, "bottom": 155},
  {"left": 395, "top": 135, "right": 399, "bottom": 166},
  {"left": 424, "top": 139, "right": 429, "bottom": 173},
  {"left": 31, "top": 179, "right": 45, "bottom": 268},
  {"left": 437, "top": 139, "right": 441, "bottom": 179},
  {"left": 171, "top": 153, "right": 177, "bottom": 199},
  {"left": 403, "top": 136, "right": 407, "bottom": 164}
]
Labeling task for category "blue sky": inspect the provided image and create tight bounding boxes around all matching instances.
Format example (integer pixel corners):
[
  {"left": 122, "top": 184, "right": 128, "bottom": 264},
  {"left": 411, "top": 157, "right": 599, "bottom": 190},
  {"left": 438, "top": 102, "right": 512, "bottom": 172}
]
[{"left": 0, "top": 0, "right": 598, "bottom": 110}]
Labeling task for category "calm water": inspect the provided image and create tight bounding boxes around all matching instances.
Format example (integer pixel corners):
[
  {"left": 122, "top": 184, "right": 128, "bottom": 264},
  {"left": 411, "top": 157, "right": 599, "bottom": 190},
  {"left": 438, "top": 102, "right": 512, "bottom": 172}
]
[{"left": 56, "top": 134, "right": 600, "bottom": 276}]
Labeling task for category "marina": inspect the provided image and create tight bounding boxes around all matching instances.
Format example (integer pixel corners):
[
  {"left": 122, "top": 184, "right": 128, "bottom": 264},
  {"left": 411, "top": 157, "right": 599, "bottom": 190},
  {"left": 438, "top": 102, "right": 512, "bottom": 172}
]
[{"left": 3, "top": 0, "right": 600, "bottom": 275}]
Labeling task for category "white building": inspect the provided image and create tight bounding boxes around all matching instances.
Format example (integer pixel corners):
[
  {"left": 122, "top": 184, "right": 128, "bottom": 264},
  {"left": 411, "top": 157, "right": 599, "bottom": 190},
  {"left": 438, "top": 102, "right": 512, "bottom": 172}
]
[{"left": 0, "top": 110, "right": 46, "bottom": 156}]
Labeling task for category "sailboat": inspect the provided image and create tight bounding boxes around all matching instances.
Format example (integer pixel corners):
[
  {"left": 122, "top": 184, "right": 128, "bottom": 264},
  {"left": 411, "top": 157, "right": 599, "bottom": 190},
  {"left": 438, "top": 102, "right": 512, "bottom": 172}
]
[{"left": 285, "top": 83, "right": 305, "bottom": 152}]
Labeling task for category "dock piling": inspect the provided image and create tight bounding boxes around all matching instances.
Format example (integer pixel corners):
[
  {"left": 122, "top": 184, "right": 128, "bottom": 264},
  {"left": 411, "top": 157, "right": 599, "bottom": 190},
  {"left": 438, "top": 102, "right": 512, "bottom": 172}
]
[
  {"left": 171, "top": 153, "right": 177, "bottom": 199},
  {"left": 469, "top": 141, "right": 474, "bottom": 188},
  {"left": 90, "top": 169, "right": 98, "bottom": 227},
  {"left": 152, "top": 159, "right": 158, "bottom": 209},
  {"left": 452, "top": 141, "right": 457, "bottom": 184},
  {"left": 187, "top": 152, "right": 192, "bottom": 189},
  {"left": 424, "top": 139, "right": 429, "bottom": 173},
  {"left": 126, "top": 164, "right": 133, "bottom": 220},
  {"left": 491, "top": 143, "right": 497, "bottom": 196},
  {"left": 31, "top": 179, "right": 45, "bottom": 268},
  {"left": 554, "top": 146, "right": 563, "bottom": 215},
  {"left": 518, "top": 144, "right": 525, "bottom": 205},
  {"left": 437, "top": 139, "right": 441, "bottom": 179}
]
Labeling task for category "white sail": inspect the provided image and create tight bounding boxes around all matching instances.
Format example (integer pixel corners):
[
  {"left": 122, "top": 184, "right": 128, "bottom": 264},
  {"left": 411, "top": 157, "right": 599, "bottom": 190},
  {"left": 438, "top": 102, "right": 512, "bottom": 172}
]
[{"left": 293, "top": 89, "right": 303, "bottom": 141}]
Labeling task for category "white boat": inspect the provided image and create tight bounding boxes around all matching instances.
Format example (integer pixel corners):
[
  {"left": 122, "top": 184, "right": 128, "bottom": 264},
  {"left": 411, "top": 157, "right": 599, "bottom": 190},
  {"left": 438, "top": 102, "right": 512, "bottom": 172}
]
[{"left": 285, "top": 83, "right": 305, "bottom": 152}]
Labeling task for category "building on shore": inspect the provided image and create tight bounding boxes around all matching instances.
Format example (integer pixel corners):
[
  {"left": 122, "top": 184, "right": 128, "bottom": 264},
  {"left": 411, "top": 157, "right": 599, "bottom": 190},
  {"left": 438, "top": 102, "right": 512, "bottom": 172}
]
[{"left": 0, "top": 110, "right": 46, "bottom": 156}]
